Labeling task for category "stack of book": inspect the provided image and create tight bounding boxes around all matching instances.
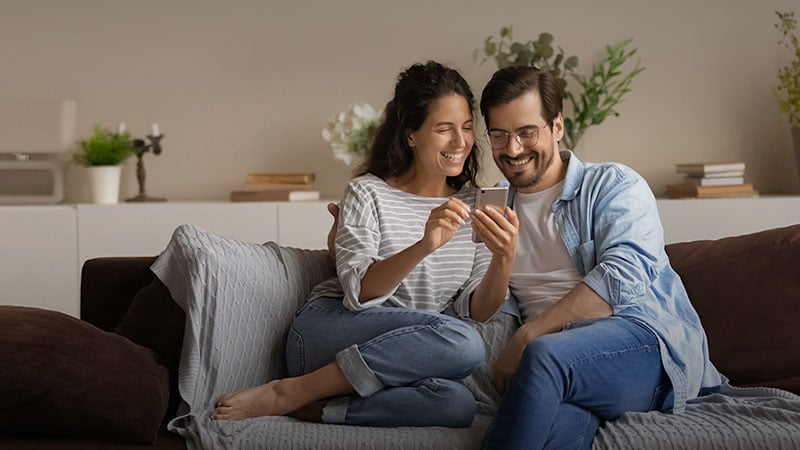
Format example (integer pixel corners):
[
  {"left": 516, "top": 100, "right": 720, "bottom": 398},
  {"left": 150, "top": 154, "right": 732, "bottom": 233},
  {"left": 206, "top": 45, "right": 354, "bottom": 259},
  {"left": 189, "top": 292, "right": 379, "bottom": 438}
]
[
  {"left": 665, "top": 162, "right": 755, "bottom": 199},
  {"left": 230, "top": 173, "right": 320, "bottom": 202}
]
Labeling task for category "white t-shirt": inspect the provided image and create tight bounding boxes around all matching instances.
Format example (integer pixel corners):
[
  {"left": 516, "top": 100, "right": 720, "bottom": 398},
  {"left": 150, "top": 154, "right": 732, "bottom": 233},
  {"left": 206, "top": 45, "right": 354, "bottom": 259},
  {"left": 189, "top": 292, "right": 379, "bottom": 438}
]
[{"left": 511, "top": 180, "right": 582, "bottom": 323}]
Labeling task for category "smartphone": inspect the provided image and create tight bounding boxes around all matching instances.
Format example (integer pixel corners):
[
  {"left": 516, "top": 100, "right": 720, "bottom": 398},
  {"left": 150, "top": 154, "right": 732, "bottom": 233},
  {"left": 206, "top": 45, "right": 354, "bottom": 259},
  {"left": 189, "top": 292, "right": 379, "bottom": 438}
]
[{"left": 472, "top": 186, "right": 509, "bottom": 243}]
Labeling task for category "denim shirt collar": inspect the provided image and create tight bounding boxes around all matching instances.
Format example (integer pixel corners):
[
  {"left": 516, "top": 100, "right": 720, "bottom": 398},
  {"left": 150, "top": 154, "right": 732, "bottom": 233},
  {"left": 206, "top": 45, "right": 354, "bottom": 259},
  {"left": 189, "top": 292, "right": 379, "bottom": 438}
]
[{"left": 560, "top": 150, "right": 584, "bottom": 202}]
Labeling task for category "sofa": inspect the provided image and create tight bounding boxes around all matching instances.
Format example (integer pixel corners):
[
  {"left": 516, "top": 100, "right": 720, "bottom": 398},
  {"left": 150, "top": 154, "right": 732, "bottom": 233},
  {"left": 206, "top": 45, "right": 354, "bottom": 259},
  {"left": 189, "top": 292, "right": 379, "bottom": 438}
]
[{"left": 1, "top": 224, "right": 799, "bottom": 449}]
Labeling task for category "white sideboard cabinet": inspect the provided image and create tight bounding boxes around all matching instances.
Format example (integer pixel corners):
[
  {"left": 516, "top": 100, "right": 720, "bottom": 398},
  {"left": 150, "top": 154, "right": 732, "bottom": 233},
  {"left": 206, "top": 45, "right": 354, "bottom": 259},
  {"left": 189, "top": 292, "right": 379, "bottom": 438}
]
[
  {"left": 1, "top": 197, "right": 798, "bottom": 318},
  {"left": 0, "top": 206, "right": 78, "bottom": 314},
  {"left": 2, "top": 201, "right": 333, "bottom": 317},
  {"left": 656, "top": 196, "right": 800, "bottom": 244}
]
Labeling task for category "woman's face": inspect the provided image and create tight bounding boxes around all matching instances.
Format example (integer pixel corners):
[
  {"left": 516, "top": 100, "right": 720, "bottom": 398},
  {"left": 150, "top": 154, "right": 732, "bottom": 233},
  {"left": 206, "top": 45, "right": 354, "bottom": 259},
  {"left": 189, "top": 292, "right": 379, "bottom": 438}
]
[{"left": 407, "top": 94, "right": 474, "bottom": 180}]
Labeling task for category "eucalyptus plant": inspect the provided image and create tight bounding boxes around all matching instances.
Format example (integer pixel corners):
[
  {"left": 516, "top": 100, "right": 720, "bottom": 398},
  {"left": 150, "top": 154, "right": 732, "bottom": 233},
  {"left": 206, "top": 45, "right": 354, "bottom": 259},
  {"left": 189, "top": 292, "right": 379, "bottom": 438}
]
[
  {"left": 473, "top": 28, "right": 578, "bottom": 91},
  {"left": 774, "top": 11, "right": 800, "bottom": 127},
  {"left": 474, "top": 26, "right": 643, "bottom": 151}
]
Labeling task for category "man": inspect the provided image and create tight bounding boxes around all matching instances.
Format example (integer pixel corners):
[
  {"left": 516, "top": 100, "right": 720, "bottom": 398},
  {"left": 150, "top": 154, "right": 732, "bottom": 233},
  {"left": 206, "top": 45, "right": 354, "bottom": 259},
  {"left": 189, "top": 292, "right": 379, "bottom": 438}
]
[{"left": 471, "top": 66, "right": 721, "bottom": 449}]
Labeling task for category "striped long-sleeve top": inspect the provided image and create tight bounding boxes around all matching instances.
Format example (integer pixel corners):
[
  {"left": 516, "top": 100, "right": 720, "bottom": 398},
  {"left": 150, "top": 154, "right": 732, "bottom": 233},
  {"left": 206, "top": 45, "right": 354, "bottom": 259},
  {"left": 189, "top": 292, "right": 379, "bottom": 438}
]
[{"left": 309, "top": 173, "right": 493, "bottom": 313}]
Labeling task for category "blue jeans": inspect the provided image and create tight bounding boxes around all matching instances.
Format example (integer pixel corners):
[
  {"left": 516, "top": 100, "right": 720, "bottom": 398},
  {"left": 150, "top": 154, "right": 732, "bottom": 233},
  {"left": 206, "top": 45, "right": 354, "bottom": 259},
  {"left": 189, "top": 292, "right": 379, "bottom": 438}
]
[
  {"left": 482, "top": 317, "right": 672, "bottom": 450},
  {"left": 286, "top": 297, "right": 485, "bottom": 427}
]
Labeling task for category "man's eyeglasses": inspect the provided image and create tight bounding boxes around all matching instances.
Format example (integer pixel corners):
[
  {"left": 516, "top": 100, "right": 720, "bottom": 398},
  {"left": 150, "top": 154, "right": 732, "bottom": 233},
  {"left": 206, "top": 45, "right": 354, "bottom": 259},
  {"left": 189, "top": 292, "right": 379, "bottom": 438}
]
[{"left": 486, "top": 123, "right": 550, "bottom": 149}]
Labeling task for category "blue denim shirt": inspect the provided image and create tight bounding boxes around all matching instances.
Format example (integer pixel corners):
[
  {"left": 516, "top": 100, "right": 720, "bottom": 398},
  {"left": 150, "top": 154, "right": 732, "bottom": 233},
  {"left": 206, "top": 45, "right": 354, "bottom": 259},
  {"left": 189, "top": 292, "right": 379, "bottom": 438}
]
[{"left": 502, "top": 151, "right": 721, "bottom": 413}]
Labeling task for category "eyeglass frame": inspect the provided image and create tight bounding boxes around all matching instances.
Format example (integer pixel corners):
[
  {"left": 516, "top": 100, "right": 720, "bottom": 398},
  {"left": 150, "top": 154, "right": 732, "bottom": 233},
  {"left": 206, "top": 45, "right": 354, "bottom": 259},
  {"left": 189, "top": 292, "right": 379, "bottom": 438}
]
[{"left": 485, "top": 120, "right": 553, "bottom": 149}]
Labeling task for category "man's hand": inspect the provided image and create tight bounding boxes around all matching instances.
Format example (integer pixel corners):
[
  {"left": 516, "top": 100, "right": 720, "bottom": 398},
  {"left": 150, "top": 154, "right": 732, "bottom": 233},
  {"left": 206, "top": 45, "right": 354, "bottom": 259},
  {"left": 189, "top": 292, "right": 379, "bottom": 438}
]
[
  {"left": 492, "top": 330, "right": 528, "bottom": 395},
  {"left": 326, "top": 202, "right": 339, "bottom": 262},
  {"left": 471, "top": 206, "right": 518, "bottom": 261},
  {"left": 490, "top": 283, "right": 612, "bottom": 394}
]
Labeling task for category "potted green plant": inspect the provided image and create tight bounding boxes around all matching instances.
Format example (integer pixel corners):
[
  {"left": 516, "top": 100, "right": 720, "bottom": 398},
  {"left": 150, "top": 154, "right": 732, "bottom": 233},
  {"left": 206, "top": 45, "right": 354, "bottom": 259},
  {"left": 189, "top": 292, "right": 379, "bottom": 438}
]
[
  {"left": 474, "top": 27, "right": 644, "bottom": 151},
  {"left": 773, "top": 11, "right": 800, "bottom": 184},
  {"left": 73, "top": 125, "right": 133, "bottom": 204}
]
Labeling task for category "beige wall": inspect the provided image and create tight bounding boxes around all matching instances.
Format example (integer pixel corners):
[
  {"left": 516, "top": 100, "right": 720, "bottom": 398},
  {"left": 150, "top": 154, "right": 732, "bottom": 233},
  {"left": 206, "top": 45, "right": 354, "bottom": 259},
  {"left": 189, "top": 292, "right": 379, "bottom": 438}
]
[{"left": 2, "top": 0, "right": 799, "bottom": 202}]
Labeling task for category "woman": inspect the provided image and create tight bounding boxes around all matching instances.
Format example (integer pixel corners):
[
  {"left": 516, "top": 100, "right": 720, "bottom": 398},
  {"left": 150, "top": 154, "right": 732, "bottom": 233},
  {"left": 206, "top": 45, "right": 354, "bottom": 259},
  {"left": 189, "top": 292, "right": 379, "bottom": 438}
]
[{"left": 212, "top": 61, "right": 518, "bottom": 427}]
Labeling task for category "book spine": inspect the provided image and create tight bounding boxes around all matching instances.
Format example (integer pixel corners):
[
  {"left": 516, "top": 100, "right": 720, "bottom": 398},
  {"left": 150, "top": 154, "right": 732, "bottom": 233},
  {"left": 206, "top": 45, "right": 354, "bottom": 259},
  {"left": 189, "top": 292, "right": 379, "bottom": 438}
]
[
  {"left": 239, "top": 182, "right": 315, "bottom": 192},
  {"left": 245, "top": 173, "right": 315, "bottom": 184},
  {"left": 675, "top": 163, "right": 746, "bottom": 176},
  {"left": 684, "top": 177, "right": 745, "bottom": 186},
  {"left": 230, "top": 190, "right": 320, "bottom": 202}
]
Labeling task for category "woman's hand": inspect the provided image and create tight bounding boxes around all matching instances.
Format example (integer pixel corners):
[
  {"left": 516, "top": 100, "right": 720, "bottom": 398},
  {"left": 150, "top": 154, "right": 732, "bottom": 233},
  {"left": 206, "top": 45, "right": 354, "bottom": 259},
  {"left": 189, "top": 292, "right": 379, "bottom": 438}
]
[
  {"left": 326, "top": 202, "right": 340, "bottom": 262},
  {"left": 419, "top": 198, "right": 470, "bottom": 253},
  {"left": 472, "top": 206, "right": 518, "bottom": 262}
]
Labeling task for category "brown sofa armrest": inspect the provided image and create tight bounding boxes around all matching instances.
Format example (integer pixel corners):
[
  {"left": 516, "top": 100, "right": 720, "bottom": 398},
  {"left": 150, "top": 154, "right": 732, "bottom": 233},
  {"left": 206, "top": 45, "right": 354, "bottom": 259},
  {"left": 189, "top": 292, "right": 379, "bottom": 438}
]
[
  {"left": 665, "top": 224, "right": 800, "bottom": 394},
  {"left": 80, "top": 257, "right": 157, "bottom": 331}
]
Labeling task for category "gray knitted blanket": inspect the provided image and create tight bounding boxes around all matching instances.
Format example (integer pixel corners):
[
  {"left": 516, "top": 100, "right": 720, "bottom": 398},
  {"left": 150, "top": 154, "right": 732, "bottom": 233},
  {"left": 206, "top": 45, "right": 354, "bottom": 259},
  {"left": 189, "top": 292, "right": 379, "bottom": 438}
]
[
  {"left": 153, "top": 225, "right": 800, "bottom": 450},
  {"left": 595, "top": 385, "right": 800, "bottom": 449}
]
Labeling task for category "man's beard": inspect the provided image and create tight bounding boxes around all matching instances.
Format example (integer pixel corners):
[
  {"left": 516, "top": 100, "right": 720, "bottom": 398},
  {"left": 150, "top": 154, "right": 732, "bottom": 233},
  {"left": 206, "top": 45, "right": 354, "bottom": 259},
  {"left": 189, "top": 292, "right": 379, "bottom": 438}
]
[{"left": 499, "top": 147, "right": 554, "bottom": 189}]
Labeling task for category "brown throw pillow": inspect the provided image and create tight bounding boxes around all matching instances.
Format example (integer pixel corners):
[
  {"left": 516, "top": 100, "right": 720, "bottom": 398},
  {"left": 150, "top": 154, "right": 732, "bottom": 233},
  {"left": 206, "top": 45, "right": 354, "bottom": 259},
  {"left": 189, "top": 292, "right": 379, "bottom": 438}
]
[
  {"left": 116, "top": 275, "right": 185, "bottom": 420},
  {"left": 666, "top": 224, "right": 800, "bottom": 394},
  {"left": 0, "top": 306, "right": 170, "bottom": 444}
]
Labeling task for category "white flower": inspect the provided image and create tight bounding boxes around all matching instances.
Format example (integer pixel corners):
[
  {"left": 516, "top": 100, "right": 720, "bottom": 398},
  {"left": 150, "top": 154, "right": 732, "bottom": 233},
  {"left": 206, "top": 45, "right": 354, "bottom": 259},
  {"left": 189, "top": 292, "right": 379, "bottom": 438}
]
[{"left": 322, "top": 102, "right": 382, "bottom": 165}]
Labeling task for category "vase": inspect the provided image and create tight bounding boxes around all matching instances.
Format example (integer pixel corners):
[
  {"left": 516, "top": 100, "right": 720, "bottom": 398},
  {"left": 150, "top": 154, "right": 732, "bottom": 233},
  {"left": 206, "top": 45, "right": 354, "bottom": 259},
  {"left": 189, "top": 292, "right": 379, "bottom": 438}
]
[{"left": 86, "top": 165, "right": 122, "bottom": 204}]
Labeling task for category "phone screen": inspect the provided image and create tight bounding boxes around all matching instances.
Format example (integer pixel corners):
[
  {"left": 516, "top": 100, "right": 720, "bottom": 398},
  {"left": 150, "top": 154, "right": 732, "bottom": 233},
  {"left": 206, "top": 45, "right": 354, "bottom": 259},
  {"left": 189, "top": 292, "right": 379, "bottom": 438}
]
[{"left": 472, "top": 187, "right": 509, "bottom": 243}]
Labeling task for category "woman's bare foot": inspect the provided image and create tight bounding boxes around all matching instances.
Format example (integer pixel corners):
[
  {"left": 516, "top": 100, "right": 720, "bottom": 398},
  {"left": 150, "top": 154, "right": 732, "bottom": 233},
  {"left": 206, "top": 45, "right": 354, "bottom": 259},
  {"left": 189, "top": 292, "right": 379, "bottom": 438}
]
[
  {"left": 211, "top": 362, "right": 353, "bottom": 421},
  {"left": 211, "top": 379, "right": 305, "bottom": 421}
]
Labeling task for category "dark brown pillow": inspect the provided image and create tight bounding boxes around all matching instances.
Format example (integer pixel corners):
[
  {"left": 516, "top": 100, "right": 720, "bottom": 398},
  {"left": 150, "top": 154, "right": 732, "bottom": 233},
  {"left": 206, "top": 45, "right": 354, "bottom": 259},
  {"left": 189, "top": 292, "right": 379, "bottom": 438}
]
[
  {"left": 0, "top": 306, "right": 170, "bottom": 444},
  {"left": 115, "top": 275, "right": 185, "bottom": 420},
  {"left": 666, "top": 224, "right": 800, "bottom": 394}
]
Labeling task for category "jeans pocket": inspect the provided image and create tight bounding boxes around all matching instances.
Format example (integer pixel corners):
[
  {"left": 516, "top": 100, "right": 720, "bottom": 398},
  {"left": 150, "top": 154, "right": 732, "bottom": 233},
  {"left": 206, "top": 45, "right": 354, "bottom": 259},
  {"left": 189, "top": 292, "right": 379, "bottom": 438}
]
[{"left": 649, "top": 379, "right": 673, "bottom": 411}]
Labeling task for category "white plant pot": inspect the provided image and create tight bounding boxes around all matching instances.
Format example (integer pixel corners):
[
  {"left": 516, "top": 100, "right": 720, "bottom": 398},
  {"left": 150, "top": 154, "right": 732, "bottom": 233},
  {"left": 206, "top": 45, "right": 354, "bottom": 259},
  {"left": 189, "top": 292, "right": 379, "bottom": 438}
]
[{"left": 87, "top": 165, "right": 122, "bottom": 204}]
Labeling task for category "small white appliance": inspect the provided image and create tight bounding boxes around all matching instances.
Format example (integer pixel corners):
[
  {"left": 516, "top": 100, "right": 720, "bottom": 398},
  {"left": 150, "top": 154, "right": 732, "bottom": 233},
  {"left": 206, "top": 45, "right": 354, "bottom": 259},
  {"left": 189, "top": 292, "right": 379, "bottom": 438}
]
[{"left": 0, "top": 100, "right": 76, "bottom": 204}]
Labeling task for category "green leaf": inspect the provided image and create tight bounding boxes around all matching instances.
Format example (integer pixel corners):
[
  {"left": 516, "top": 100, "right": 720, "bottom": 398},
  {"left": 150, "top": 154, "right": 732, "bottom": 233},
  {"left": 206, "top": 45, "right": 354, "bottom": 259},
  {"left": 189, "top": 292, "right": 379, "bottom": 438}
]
[
  {"left": 565, "top": 56, "right": 579, "bottom": 70},
  {"left": 510, "top": 42, "right": 527, "bottom": 54},
  {"left": 485, "top": 41, "right": 497, "bottom": 56},
  {"left": 518, "top": 48, "right": 533, "bottom": 66},
  {"left": 538, "top": 32, "right": 554, "bottom": 47}
]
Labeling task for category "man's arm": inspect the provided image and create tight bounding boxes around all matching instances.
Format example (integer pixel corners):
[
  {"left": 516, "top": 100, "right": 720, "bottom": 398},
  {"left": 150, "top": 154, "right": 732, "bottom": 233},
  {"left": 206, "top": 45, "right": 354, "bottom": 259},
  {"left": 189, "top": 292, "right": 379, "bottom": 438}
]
[{"left": 492, "top": 282, "right": 611, "bottom": 394}]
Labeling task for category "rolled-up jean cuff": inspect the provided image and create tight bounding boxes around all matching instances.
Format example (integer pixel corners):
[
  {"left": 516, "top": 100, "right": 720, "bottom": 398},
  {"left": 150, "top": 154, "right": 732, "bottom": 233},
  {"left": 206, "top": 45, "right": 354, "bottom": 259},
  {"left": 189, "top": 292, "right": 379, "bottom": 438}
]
[
  {"left": 321, "top": 397, "right": 349, "bottom": 424},
  {"left": 336, "top": 344, "right": 383, "bottom": 397}
]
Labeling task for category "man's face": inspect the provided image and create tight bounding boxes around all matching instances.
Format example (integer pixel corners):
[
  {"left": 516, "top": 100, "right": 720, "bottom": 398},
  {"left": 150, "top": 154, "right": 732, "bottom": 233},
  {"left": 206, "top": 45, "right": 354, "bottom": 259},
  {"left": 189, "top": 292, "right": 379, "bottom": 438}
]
[{"left": 487, "top": 90, "right": 564, "bottom": 193}]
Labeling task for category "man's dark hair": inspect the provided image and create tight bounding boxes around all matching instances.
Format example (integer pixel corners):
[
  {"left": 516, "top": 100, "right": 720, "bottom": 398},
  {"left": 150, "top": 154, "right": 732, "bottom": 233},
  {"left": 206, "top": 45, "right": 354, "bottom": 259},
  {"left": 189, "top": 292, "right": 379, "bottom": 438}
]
[
  {"left": 479, "top": 66, "right": 563, "bottom": 129},
  {"left": 356, "top": 61, "right": 480, "bottom": 190}
]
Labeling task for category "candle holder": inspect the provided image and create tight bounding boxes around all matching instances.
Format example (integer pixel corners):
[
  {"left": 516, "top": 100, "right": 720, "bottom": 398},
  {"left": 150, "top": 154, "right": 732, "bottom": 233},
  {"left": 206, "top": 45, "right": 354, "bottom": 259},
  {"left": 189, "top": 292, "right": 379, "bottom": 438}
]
[{"left": 126, "top": 134, "right": 166, "bottom": 202}]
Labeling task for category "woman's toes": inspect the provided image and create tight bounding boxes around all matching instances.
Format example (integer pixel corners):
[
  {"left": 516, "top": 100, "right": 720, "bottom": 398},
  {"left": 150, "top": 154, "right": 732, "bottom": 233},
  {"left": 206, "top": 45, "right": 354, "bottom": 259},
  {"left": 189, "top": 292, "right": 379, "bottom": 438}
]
[{"left": 211, "top": 406, "right": 231, "bottom": 420}]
